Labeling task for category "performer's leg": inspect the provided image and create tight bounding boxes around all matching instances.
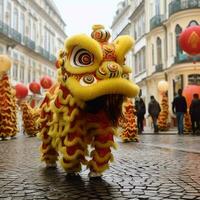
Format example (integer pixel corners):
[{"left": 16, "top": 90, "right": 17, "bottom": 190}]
[
  {"left": 59, "top": 130, "right": 87, "bottom": 174},
  {"left": 88, "top": 128, "right": 115, "bottom": 177}
]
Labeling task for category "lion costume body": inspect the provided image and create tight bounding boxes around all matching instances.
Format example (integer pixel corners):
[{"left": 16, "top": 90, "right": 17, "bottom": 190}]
[{"left": 38, "top": 25, "right": 139, "bottom": 177}]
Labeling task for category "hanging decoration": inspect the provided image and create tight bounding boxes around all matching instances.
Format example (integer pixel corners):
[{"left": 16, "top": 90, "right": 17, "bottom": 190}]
[
  {"left": 158, "top": 80, "right": 168, "bottom": 93},
  {"left": 15, "top": 83, "right": 28, "bottom": 99},
  {"left": 179, "top": 25, "right": 200, "bottom": 64},
  {"left": 0, "top": 55, "right": 12, "bottom": 74},
  {"left": 179, "top": 25, "right": 200, "bottom": 56},
  {"left": 40, "top": 75, "right": 53, "bottom": 89},
  {"left": 29, "top": 81, "right": 41, "bottom": 94}
]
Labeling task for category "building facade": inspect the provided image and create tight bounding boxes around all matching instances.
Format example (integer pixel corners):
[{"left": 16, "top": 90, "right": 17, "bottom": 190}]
[
  {"left": 112, "top": 0, "right": 200, "bottom": 126},
  {"left": 111, "top": 0, "right": 132, "bottom": 67},
  {"left": 0, "top": 0, "right": 66, "bottom": 87}
]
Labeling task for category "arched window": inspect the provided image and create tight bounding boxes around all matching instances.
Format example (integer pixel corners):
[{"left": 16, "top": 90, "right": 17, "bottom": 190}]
[
  {"left": 188, "top": 74, "right": 200, "bottom": 85},
  {"left": 156, "top": 37, "right": 162, "bottom": 65},
  {"left": 13, "top": 8, "right": 18, "bottom": 30},
  {"left": 175, "top": 24, "right": 182, "bottom": 57},
  {"left": 188, "top": 20, "right": 199, "bottom": 27}
]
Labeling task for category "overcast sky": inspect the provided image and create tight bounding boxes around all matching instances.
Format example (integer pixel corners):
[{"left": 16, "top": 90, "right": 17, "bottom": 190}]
[{"left": 54, "top": 0, "right": 122, "bottom": 36}]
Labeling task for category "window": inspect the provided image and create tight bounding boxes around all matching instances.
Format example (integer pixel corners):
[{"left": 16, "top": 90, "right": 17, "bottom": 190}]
[
  {"left": 173, "top": 75, "right": 183, "bottom": 97},
  {"left": 28, "top": 67, "right": 31, "bottom": 82},
  {"left": 141, "top": 48, "right": 145, "bottom": 71},
  {"left": 20, "top": 65, "right": 24, "bottom": 82},
  {"left": 20, "top": 13, "right": 25, "bottom": 35},
  {"left": 169, "top": 33, "right": 173, "bottom": 56},
  {"left": 28, "top": 59, "right": 31, "bottom": 82},
  {"left": 44, "top": 28, "right": 55, "bottom": 54},
  {"left": 135, "top": 54, "right": 138, "bottom": 75},
  {"left": 188, "top": 74, "right": 200, "bottom": 85},
  {"left": 32, "top": 61, "right": 36, "bottom": 81},
  {"left": 156, "top": 37, "right": 162, "bottom": 65},
  {"left": 13, "top": 63, "right": 18, "bottom": 81},
  {"left": 13, "top": 8, "right": 18, "bottom": 30},
  {"left": 188, "top": 20, "right": 199, "bottom": 27},
  {"left": 6, "top": 2, "right": 11, "bottom": 26},
  {"left": 0, "top": 0, "right": 3, "bottom": 21},
  {"left": 155, "top": 0, "right": 160, "bottom": 15},
  {"left": 32, "top": 22, "right": 36, "bottom": 41},
  {"left": 134, "top": 14, "right": 145, "bottom": 41},
  {"left": 175, "top": 25, "right": 183, "bottom": 57},
  {"left": 20, "top": 55, "right": 25, "bottom": 82},
  {"left": 28, "top": 18, "right": 31, "bottom": 36},
  {"left": 152, "top": 44, "right": 154, "bottom": 65},
  {"left": 134, "top": 48, "right": 146, "bottom": 76}
]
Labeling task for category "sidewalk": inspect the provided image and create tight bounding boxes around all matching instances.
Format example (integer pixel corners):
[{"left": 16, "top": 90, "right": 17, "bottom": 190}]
[
  {"left": 139, "top": 131, "right": 200, "bottom": 154},
  {"left": 142, "top": 126, "right": 177, "bottom": 134}
]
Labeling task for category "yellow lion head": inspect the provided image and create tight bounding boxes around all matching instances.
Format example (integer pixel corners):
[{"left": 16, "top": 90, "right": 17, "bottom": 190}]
[{"left": 56, "top": 25, "right": 139, "bottom": 101}]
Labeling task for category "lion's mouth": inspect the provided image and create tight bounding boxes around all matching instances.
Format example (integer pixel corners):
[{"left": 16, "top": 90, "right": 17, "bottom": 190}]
[{"left": 84, "top": 94, "right": 125, "bottom": 126}]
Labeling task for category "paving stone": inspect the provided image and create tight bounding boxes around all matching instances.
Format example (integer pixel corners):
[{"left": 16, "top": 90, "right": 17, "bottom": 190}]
[
  {"left": 182, "top": 195, "right": 197, "bottom": 199},
  {"left": 0, "top": 135, "right": 200, "bottom": 199}
]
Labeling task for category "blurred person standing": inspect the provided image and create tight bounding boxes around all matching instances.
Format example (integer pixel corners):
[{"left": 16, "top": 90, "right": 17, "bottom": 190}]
[
  {"left": 135, "top": 97, "right": 146, "bottom": 133},
  {"left": 172, "top": 89, "right": 187, "bottom": 135},
  {"left": 148, "top": 96, "right": 161, "bottom": 133},
  {"left": 189, "top": 93, "right": 200, "bottom": 134}
]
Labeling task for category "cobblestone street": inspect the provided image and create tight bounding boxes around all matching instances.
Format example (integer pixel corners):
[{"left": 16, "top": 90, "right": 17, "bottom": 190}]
[{"left": 0, "top": 134, "right": 200, "bottom": 200}]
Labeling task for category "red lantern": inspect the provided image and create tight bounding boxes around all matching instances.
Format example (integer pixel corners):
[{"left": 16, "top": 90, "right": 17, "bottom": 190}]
[
  {"left": 40, "top": 76, "right": 53, "bottom": 89},
  {"left": 15, "top": 83, "right": 28, "bottom": 99},
  {"left": 179, "top": 25, "right": 200, "bottom": 55},
  {"left": 183, "top": 85, "right": 200, "bottom": 107},
  {"left": 29, "top": 81, "right": 41, "bottom": 94}
]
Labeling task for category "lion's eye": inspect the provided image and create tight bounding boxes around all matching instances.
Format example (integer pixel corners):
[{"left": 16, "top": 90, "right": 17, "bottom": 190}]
[
  {"left": 122, "top": 73, "right": 129, "bottom": 80},
  {"left": 70, "top": 47, "right": 94, "bottom": 67}
]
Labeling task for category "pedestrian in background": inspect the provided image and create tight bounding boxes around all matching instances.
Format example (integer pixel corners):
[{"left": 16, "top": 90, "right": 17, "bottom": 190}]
[
  {"left": 172, "top": 88, "right": 187, "bottom": 135},
  {"left": 148, "top": 96, "right": 161, "bottom": 133},
  {"left": 189, "top": 93, "right": 200, "bottom": 134},
  {"left": 135, "top": 97, "right": 146, "bottom": 133}
]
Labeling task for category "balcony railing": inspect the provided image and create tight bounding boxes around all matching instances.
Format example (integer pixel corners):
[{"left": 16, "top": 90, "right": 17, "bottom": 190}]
[
  {"left": 0, "top": 21, "right": 22, "bottom": 43},
  {"left": 150, "top": 15, "right": 165, "bottom": 30},
  {"left": 175, "top": 53, "right": 200, "bottom": 63},
  {"left": 49, "top": 54, "right": 57, "bottom": 62},
  {"left": 36, "top": 46, "right": 57, "bottom": 63},
  {"left": 23, "top": 36, "right": 35, "bottom": 50},
  {"left": 0, "top": 20, "right": 57, "bottom": 63},
  {"left": 169, "top": 0, "right": 200, "bottom": 16},
  {"left": 36, "top": 46, "right": 44, "bottom": 55},
  {"left": 155, "top": 64, "right": 163, "bottom": 72}
]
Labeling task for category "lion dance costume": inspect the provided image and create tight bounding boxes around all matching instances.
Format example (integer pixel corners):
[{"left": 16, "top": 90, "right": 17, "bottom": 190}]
[{"left": 38, "top": 25, "right": 139, "bottom": 177}]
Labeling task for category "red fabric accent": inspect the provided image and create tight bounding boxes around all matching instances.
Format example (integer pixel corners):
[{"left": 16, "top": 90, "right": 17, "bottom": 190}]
[
  {"left": 55, "top": 97, "right": 62, "bottom": 108},
  {"left": 96, "top": 147, "right": 110, "bottom": 157},
  {"left": 95, "top": 132, "right": 113, "bottom": 143},
  {"left": 67, "top": 144, "right": 83, "bottom": 156}
]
